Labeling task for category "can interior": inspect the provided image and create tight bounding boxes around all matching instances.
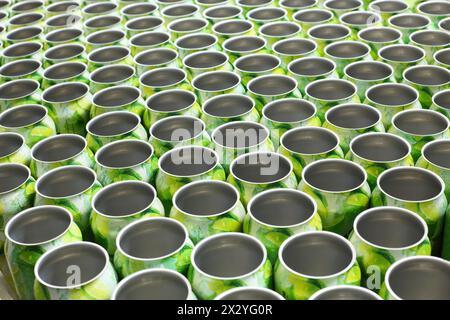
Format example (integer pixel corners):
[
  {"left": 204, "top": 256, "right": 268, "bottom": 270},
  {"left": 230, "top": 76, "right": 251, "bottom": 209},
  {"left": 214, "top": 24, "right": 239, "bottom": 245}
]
[
  {"left": 294, "top": 9, "right": 332, "bottom": 23},
  {"left": 248, "top": 8, "right": 285, "bottom": 21},
  {"left": 214, "top": 20, "right": 252, "bottom": 34},
  {"left": 282, "top": 127, "right": 337, "bottom": 155},
  {"left": 203, "top": 95, "right": 253, "bottom": 117},
  {"left": 0, "top": 133, "right": 23, "bottom": 158},
  {"left": 136, "top": 49, "right": 176, "bottom": 66},
  {"left": 177, "top": 34, "right": 217, "bottom": 50},
  {"left": 419, "top": 1, "right": 450, "bottom": 15},
  {"left": 219, "top": 288, "right": 281, "bottom": 300},
  {"left": 232, "top": 152, "right": 291, "bottom": 184},
  {"left": 94, "top": 182, "right": 155, "bottom": 217},
  {"left": 306, "top": 79, "right": 355, "bottom": 100},
  {"left": 7, "top": 206, "right": 71, "bottom": 245},
  {"left": 412, "top": 30, "right": 450, "bottom": 46},
  {"left": 193, "top": 72, "right": 239, "bottom": 91},
  {"left": 379, "top": 168, "right": 442, "bottom": 201},
  {"left": 342, "top": 12, "right": 380, "bottom": 25},
  {"left": 282, "top": 232, "right": 353, "bottom": 277},
  {"left": 36, "top": 243, "right": 107, "bottom": 288},
  {"left": 435, "top": 49, "right": 450, "bottom": 66},
  {"left": 424, "top": 140, "right": 450, "bottom": 169},
  {"left": 44, "top": 62, "right": 85, "bottom": 80},
  {"left": 345, "top": 61, "right": 392, "bottom": 81},
  {"left": 45, "top": 44, "right": 84, "bottom": 61},
  {"left": 84, "top": 2, "right": 116, "bottom": 14},
  {"left": 3, "top": 42, "right": 41, "bottom": 58},
  {"left": 163, "top": 4, "right": 197, "bottom": 17},
  {"left": 214, "top": 121, "right": 267, "bottom": 148},
  {"left": 351, "top": 133, "right": 409, "bottom": 162},
  {"left": 87, "top": 30, "right": 124, "bottom": 45},
  {"left": 274, "top": 39, "right": 315, "bottom": 55},
  {"left": 160, "top": 147, "right": 217, "bottom": 176},
  {"left": 0, "top": 164, "right": 28, "bottom": 194},
  {"left": 194, "top": 234, "right": 265, "bottom": 278},
  {"left": 359, "top": 27, "right": 400, "bottom": 43},
  {"left": 205, "top": 6, "right": 241, "bottom": 19},
  {"left": 91, "top": 65, "right": 134, "bottom": 83},
  {"left": 88, "top": 112, "right": 138, "bottom": 136},
  {"left": 127, "top": 17, "right": 163, "bottom": 31},
  {"left": 356, "top": 208, "right": 426, "bottom": 248},
  {"left": 248, "top": 75, "right": 295, "bottom": 96},
  {"left": 46, "top": 29, "right": 82, "bottom": 43},
  {"left": 393, "top": 110, "right": 448, "bottom": 136},
  {"left": 131, "top": 32, "right": 169, "bottom": 47},
  {"left": 404, "top": 66, "right": 450, "bottom": 86},
  {"left": 115, "top": 270, "right": 189, "bottom": 300},
  {"left": 43, "top": 83, "right": 88, "bottom": 103},
  {"left": 37, "top": 166, "right": 95, "bottom": 198},
  {"left": 434, "top": 90, "right": 450, "bottom": 110},
  {"left": 175, "top": 181, "right": 238, "bottom": 216},
  {"left": 281, "top": 0, "right": 316, "bottom": 8},
  {"left": 223, "top": 36, "right": 265, "bottom": 53},
  {"left": 85, "top": 15, "right": 120, "bottom": 29},
  {"left": 303, "top": 160, "right": 365, "bottom": 192},
  {"left": 198, "top": 0, "right": 226, "bottom": 5},
  {"left": 89, "top": 47, "right": 129, "bottom": 63},
  {"left": 185, "top": 52, "right": 227, "bottom": 69},
  {"left": 9, "top": 13, "right": 43, "bottom": 26},
  {"left": 309, "top": 25, "right": 349, "bottom": 40},
  {"left": 390, "top": 14, "right": 429, "bottom": 28},
  {"left": 12, "top": 0, "right": 42, "bottom": 12},
  {"left": 373, "top": 0, "right": 407, "bottom": 12},
  {"left": 47, "top": 1, "right": 79, "bottom": 13},
  {"left": 0, "top": 80, "right": 38, "bottom": 100},
  {"left": 388, "top": 258, "right": 450, "bottom": 300},
  {"left": 123, "top": 3, "right": 157, "bottom": 15},
  {"left": 249, "top": 189, "right": 315, "bottom": 226},
  {"left": 0, "top": 104, "right": 46, "bottom": 128},
  {"left": 326, "top": 104, "right": 379, "bottom": 129},
  {"left": 47, "top": 14, "right": 81, "bottom": 27},
  {"left": 440, "top": 18, "right": 450, "bottom": 31},
  {"left": 147, "top": 90, "right": 195, "bottom": 112},
  {"left": 96, "top": 140, "right": 152, "bottom": 168},
  {"left": 239, "top": 0, "right": 271, "bottom": 6},
  {"left": 141, "top": 68, "right": 185, "bottom": 87},
  {"left": 152, "top": 116, "right": 202, "bottom": 141},
  {"left": 326, "top": 0, "right": 360, "bottom": 10},
  {"left": 118, "top": 219, "right": 185, "bottom": 259},
  {"left": 94, "top": 86, "right": 138, "bottom": 107},
  {"left": 367, "top": 84, "right": 417, "bottom": 106},
  {"left": 313, "top": 287, "right": 379, "bottom": 300},
  {"left": 264, "top": 99, "right": 315, "bottom": 123},
  {"left": 289, "top": 57, "right": 334, "bottom": 76},
  {"left": 260, "top": 22, "right": 299, "bottom": 37},
  {"left": 33, "top": 135, "right": 84, "bottom": 162},
  {"left": 170, "top": 19, "right": 206, "bottom": 32},
  {"left": 380, "top": 45, "right": 424, "bottom": 62},
  {"left": 236, "top": 54, "right": 279, "bottom": 73},
  {"left": 7, "top": 27, "right": 41, "bottom": 41}
]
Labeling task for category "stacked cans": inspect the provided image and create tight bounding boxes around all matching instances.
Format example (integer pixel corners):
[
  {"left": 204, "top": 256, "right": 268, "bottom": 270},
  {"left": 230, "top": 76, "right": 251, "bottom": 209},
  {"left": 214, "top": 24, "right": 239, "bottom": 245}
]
[{"left": 0, "top": 0, "right": 449, "bottom": 300}]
